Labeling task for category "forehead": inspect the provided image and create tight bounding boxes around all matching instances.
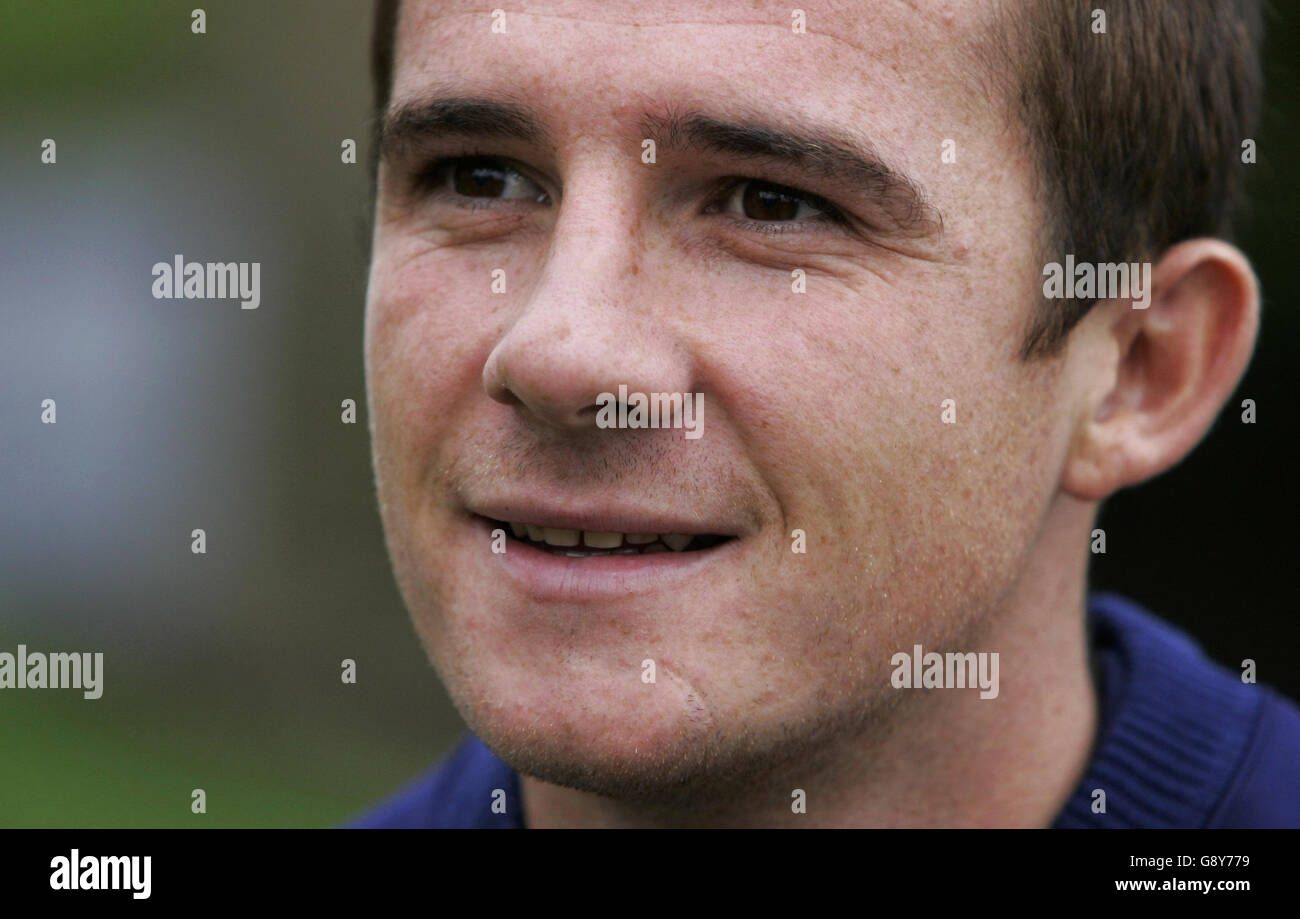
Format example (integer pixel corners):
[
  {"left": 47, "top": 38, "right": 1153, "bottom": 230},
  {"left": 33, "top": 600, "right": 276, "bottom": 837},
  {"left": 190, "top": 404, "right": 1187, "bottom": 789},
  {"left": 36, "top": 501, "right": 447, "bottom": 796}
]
[{"left": 391, "top": 0, "right": 994, "bottom": 148}]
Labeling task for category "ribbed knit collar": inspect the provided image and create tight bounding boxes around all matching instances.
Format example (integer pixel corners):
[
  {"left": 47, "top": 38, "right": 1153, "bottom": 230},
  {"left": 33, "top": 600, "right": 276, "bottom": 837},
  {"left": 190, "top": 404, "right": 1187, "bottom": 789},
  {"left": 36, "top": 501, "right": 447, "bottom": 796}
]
[{"left": 1052, "top": 592, "right": 1261, "bottom": 827}]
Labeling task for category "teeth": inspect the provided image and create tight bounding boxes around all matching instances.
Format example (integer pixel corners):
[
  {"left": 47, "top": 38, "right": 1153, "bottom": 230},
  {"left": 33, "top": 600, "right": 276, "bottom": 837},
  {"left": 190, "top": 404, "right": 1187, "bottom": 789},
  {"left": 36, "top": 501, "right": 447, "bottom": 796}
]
[
  {"left": 542, "top": 527, "right": 581, "bottom": 547},
  {"left": 503, "top": 522, "right": 719, "bottom": 555}
]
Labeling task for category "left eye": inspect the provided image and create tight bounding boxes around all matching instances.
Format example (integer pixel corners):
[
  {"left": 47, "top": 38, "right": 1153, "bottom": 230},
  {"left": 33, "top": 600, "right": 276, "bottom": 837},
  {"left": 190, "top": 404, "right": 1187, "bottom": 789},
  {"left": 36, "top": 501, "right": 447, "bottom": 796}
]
[
  {"left": 720, "top": 180, "right": 832, "bottom": 221},
  {"left": 424, "top": 156, "right": 549, "bottom": 203}
]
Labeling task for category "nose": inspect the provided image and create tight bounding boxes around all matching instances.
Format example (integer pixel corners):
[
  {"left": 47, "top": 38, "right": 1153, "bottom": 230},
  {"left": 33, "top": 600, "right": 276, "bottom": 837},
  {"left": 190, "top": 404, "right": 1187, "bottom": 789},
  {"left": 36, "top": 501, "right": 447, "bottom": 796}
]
[{"left": 483, "top": 189, "right": 693, "bottom": 432}]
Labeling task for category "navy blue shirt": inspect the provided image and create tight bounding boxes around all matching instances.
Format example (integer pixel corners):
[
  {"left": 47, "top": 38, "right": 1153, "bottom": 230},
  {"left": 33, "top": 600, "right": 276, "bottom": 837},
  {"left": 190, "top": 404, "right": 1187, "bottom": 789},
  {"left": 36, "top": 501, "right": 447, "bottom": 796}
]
[{"left": 345, "top": 593, "right": 1300, "bottom": 828}]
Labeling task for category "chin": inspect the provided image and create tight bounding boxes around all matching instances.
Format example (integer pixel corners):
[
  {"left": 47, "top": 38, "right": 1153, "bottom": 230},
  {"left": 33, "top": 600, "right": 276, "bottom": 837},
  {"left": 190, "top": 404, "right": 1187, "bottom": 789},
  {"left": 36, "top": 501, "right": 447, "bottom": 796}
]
[
  {"left": 440, "top": 653, "right": 751, "bottom": 797},
  {"left": 438, "top": 647, "right": 862, "bottom": 809}
]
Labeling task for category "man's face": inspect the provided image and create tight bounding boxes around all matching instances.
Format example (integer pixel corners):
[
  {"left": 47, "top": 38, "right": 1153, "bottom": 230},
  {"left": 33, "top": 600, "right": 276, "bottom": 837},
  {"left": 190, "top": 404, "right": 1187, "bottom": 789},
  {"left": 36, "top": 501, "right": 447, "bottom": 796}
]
[{"left": 366, "top": 0, "right": 1076, "bottom": 796}]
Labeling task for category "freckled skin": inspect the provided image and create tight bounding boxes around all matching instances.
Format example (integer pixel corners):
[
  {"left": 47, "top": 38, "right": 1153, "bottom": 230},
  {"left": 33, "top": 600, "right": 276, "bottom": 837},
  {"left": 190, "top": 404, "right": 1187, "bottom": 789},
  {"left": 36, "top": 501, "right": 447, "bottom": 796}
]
[{"left": 364, "top": 0, "right": 1124, "bottom": 827}]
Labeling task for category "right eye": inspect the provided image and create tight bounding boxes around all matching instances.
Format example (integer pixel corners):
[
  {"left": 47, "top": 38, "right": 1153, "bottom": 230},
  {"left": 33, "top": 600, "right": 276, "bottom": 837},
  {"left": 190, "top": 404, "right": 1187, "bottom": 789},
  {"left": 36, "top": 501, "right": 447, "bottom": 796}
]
[{"left": 424, "top": 156, "right": 549, "bottom": 204}]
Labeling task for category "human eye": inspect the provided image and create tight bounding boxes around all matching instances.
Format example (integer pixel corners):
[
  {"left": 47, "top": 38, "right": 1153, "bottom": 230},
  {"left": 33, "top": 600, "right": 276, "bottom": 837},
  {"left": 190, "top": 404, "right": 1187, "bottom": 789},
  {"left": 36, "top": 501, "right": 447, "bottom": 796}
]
[
  {"left": 418, "top": 155, "right": 550, "bottom": 206},
  {"left": 707, "top": 178, "right": 847, "bottom": 234}
]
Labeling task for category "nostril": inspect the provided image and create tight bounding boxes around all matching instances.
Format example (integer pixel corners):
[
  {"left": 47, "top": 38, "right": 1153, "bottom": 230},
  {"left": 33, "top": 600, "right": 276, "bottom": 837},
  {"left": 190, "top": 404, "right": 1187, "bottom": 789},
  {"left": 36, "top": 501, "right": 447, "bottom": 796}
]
[{"left": 482, "top": 351, "right": 526, "bottom": 408}]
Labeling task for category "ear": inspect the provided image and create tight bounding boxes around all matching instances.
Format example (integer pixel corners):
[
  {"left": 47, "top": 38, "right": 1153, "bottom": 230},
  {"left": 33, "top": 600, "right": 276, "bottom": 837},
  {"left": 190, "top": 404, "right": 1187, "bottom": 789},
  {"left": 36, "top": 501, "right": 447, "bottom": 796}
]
[{"left": 1062, "top": 239, "right": 1260, "bottom": 501}]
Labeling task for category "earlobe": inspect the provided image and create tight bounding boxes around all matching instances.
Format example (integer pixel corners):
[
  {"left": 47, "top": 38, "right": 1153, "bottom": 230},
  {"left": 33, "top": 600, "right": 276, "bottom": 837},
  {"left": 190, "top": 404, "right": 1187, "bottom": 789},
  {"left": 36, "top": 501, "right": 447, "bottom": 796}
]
[
  {"left": 1061, "top": 239, "right": 1259, "bottom": 502},
  {"left": 1061, "top": 399, "right": 1132, "bottom": 502}
]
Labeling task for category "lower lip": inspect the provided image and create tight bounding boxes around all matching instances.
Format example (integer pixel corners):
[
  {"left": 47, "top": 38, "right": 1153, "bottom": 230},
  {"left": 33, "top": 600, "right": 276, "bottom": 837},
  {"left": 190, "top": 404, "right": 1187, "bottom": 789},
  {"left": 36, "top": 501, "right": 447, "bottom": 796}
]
[{"left": 472, "top": 515, "right": 740, "bottom": 601}]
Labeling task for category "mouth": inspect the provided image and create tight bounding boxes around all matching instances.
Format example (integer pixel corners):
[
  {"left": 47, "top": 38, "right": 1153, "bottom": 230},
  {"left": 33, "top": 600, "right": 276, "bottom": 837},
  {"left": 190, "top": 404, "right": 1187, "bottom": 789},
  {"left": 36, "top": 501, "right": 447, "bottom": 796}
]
[
  {"left": 464, "top": 496, "right": 749, "bottom": 600},
  {"left": 479, "top": 515, "right": 735, "bottom": 557}
]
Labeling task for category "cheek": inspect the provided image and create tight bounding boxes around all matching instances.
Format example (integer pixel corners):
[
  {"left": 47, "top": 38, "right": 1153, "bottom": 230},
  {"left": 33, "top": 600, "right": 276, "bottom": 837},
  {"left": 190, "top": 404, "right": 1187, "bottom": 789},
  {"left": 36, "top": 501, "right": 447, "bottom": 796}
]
[
  {"left": 714, "top": 283, "right": 1065, "bottom": 657},
  {"left": 364, "top": 247, "right": 498, "bottom": 480}
]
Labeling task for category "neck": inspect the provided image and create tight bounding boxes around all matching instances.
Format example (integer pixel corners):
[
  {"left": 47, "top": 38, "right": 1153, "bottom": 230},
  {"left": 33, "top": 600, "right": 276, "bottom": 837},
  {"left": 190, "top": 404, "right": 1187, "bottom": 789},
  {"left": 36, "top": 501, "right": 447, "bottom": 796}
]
[{"left": 521, "top": 495, "right": 1099, "bottom": 828}]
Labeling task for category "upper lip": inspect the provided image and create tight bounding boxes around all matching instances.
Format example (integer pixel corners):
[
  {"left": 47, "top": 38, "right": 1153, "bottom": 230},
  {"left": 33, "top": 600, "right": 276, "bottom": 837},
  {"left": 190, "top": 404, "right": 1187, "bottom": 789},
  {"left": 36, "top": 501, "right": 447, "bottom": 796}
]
[{"left": 466, "top": 494, "right": 746, "bottom": 537}]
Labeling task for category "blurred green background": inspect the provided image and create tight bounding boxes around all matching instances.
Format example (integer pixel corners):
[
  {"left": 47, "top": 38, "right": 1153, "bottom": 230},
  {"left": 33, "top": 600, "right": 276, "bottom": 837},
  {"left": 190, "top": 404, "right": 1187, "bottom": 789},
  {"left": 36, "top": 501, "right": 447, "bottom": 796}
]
[
  {"left": 0, "top": 1, "right": 453, "bottom": 827},
  {"left": 0, "top": 1, "right": 1296, "bottom": 826}
]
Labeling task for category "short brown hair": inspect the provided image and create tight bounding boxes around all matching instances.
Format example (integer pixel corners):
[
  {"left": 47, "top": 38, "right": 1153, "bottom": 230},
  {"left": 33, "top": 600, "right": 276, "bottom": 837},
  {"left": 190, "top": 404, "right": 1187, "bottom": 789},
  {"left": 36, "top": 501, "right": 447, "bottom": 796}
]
[
  {"left": 982, "top": 0, "right": 1264, "bottom": 356},
  {"left": 369, "top": 0, "right": 1264, "bottom": 358}
]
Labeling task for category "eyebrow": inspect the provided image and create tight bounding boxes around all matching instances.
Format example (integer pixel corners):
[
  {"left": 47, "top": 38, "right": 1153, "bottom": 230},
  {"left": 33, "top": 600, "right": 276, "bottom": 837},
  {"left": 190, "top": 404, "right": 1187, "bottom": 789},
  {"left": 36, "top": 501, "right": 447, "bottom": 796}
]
[
  {"left": 380, "top": 95, "right": 549, "bottom": 155},
  {"left": 641, "top": 109, "right": 943, "bottom": 237},
  {"left": 379, "top": 96, "right": 943, "bottom": 237}
]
